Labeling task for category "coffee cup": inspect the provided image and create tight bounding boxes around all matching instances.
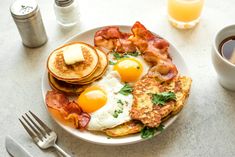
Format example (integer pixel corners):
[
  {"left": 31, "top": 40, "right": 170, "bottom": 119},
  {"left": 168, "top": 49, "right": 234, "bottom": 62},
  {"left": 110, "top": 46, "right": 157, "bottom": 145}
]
[{"left": 212, "top": 24, "right": 235, "bottom": 91}]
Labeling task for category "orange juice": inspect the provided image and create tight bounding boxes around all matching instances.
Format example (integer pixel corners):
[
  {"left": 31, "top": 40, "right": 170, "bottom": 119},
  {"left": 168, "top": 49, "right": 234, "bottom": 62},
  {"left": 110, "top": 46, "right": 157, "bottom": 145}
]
[{"left": 168, "top": 0, "right": 204, "bottom": 29}]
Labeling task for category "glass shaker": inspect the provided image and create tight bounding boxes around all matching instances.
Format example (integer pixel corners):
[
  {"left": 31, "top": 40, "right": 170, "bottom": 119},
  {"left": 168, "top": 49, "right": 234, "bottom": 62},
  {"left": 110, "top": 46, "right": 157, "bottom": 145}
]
[{"left": 54, "top": 0, "right": 80, "bottom": 27}]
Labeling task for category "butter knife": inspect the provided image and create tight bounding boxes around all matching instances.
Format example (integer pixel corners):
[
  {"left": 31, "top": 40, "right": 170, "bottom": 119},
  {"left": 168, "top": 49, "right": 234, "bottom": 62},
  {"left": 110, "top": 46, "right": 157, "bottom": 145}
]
[{"left": 5, "top": 136, "right": 33, "bottom": 157}]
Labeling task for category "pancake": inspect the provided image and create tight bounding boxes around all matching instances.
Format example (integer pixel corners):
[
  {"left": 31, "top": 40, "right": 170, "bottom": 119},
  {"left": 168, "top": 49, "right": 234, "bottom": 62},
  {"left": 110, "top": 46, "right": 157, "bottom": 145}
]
[
  {"left": 130, "top": 76, "right": 192, "bottom": 128},
  {"left": 47, "top": 42, "right": 99, "bottom": 81},
  {"left": 48, "top": 73, "right": 87, "bottom": 95},
  {"left": 69, "top": 48, "right": 108, "bottom": 84}
]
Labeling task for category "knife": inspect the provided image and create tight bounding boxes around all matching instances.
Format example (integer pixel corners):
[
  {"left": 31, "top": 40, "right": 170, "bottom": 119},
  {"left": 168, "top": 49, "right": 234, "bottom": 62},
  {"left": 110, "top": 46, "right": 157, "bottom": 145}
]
[{"left": 5, "top": 136, "right": 33, "bottom": 157}]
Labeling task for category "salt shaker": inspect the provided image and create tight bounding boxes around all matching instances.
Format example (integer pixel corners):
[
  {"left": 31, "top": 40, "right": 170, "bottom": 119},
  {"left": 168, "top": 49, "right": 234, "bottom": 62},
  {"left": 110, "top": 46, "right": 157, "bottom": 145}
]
[
  {"left": 10, "top": 0, "right": 48, "bottom": 48},
  {"left": 54, "top": 0, "right": 80, "bottom": 27}
]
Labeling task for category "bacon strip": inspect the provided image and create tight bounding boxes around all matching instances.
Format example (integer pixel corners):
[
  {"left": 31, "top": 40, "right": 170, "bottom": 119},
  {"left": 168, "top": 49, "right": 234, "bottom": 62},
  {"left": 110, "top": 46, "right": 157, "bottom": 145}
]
[
  {"left": 94, "top": 26, "right": 136, "bottom": 53},
  {"left": 129, "top": 22, "right": 178, "bottom": 81},
  {"left": 94, "top": 21, "right": 178, "bottom": 81},
  {"left": 63, "top": 101, "right": 82, "bottom": 115},
  {"left": 46, "top": 90, "right": 69, "bottom": 110},
  {"left": 147, "top": 60, "right": 178, "bottom": 81},
  {"left": 130, "top": 21, "right": 169, "bottom": 51},
  {"left": 46, "top": 90, "right": 90, "bottom": 129},
  {"left": 65, "top": 112, "right": 90, "bottom": 129}
]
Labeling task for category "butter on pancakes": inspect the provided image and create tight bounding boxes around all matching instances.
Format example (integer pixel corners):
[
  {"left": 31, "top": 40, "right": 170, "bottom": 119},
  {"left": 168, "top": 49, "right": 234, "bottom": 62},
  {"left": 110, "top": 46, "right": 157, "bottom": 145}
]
[{"left": 67, "top": 48, "right": 108, "bottom": 85}]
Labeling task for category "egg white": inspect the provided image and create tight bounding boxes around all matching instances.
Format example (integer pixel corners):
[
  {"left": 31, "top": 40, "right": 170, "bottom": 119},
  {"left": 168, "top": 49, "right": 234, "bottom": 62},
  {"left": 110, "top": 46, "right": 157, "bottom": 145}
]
[{"left": 86, "top": 71, "right": 133, "bottom": 131}]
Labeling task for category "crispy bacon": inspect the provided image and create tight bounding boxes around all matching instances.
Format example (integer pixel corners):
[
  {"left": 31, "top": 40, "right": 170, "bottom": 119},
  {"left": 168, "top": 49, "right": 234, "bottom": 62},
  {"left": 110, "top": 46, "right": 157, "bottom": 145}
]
[
  {"left": 129, "top": 22, "right": 177, "bottom": 81},
  {"left": 142, "top": 45, "right": 169, "bottom": 64},
  {"left": 94, "top": 26, "right": 136, "bottom": 53},
  {"left": 130, "top": 21, "right": 169, "bottom": 51},
  {"left": 130, "top": 22, "right": 170, "bottom": 60},
  {"left": 94, "top": 21, "right": 178, "bottom": 81},
  {"left": 147, "top": 60, "right": 178, "bottom": 81},
  {"left": 131, "top": 21, "right": 155, "bottom": 41},
  {"left": 65, "top": 112, "right": 90, "bottom": 129},
  {"left": 142, "top": 48, "right": 178, "bottom": 81},
  {"left": 63, "top": 101, "right": 82, "bottom": 115},
  {"left": 46, "top": 90, "right": 90, "bottom": 129},
  {"left": 46, "top": 90, "right": 69, "bottom": 110}
]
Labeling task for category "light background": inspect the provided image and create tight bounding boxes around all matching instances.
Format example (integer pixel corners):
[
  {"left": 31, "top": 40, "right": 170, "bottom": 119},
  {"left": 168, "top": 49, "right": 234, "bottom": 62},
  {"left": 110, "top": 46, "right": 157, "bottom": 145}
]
[{"left": 1, "top": 0, "right": 235, "bottom": 156}]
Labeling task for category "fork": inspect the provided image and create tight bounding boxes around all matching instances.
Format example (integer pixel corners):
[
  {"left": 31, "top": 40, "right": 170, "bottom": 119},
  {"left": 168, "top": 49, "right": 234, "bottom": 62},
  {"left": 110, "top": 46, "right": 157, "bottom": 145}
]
[{"left": 19, "top": 111, "right": 71, "bottom": 157}]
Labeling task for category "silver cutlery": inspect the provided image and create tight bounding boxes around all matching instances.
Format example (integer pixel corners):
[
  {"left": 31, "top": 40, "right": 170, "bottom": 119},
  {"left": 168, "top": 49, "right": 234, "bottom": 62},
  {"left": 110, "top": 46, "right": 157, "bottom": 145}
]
[
  {"left": 5, "top": 136, "right": 33, "bottom": 157},
  {"left": 19, "top": 111, "right": 71, "bottom": 157}
]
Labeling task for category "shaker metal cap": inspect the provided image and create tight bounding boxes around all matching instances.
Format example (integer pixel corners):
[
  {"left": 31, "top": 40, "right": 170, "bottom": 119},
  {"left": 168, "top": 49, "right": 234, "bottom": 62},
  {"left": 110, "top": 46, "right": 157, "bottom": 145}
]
[
  {"left": 55, "top": 0, "right": 74, "bottom": 7},
  {"left": 10, "top": 0, "right": 38, "bottom": 19}
]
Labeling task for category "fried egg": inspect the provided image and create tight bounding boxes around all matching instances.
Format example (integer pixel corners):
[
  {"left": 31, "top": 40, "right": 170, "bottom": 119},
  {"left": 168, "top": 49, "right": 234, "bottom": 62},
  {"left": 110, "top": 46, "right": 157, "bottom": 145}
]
[
  {"left": 77, "top": 71, "right": 133, "bottom": 131},
  {"left": 111, "top": 55, "right": 150, "bottom": 83},
  {"left": 77, "top": 54, "right": 150, "bottom": 131}
]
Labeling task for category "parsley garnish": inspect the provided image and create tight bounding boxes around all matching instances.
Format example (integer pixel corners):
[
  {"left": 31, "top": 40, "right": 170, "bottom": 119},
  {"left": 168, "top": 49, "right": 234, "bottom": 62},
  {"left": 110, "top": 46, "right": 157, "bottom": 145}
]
[
  {"left": 141, "top": 124, "right": 164, "bottom": 139},
  {"left": 113, "top": 52, "right": 122, "bottom": 60},
  {"left": 112, "top": 100, "right": 125, "bottom": 118},
  {"left": 151, "top": 92, "right": 176, "bottom": 106},
  {"left": 117, "top": 99, "right": 124, "bottom": 106},
  {"left": 127, "top": 51, "right": 140, "bottom": 57},
  {"left": 119, "top": 84, "right": 133, "bottom": 96},
  {"left": 113, "top": 52, "right": 128, "bottom": 60},
  {"left": 113, "top": 109, "right": 123, "bottom": 118},
  {"left": 112, "top": 51, "right": 140, "bottom": 60},
  {"left": 109, "top": 60, "right": 116, "bottom": 65}
]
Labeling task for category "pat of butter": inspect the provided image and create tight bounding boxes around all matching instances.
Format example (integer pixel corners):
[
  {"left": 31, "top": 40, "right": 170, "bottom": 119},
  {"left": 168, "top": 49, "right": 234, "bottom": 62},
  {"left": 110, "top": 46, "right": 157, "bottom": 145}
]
[{"left": 63, "top": 45, "right": 85, "bottom": 65}]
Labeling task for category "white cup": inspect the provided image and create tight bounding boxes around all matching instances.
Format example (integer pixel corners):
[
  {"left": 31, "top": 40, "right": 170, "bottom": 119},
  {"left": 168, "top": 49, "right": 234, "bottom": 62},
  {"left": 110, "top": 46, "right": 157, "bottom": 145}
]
[{"left": 211, "top": 24, "right": 235, "bottom": 91}]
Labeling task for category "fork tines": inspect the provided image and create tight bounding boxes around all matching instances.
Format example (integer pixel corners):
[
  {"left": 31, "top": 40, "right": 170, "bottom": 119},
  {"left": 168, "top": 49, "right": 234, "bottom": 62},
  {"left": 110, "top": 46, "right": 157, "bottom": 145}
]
[{"left": 19, "top": 111, "right": 52, "bottom": 142}]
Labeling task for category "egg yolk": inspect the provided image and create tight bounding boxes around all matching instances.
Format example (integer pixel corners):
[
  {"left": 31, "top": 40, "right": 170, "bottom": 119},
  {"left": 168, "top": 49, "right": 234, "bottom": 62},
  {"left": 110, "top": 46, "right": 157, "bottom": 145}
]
[
  {"left": 77, "top": 86, "right": 107, "bottom": 113},
  {"left": 113, "top": 58, "right": 143, "bottom": 82}
]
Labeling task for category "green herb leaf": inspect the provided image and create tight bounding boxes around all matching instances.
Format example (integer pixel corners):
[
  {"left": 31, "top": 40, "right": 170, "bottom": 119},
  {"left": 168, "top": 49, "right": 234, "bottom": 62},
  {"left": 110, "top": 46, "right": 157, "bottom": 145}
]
[
  {"left": 113, "top": 100, "right": 125, "bottom": 118},
  {"left": 109, "top": 60, "right": 116, "bottom": 65},
  {"left": 113, "top": 52, "right": 123, "bottom": 60},
  {"left": 113, "top": 109, "right": 123, "bottom": 118},
  {"left": 113, "top": 111, "right": 118, "bottom": 118},
  {"left": 141, "top": 127, "right": 156, "bottom": 139},
  {"left": 151, "top": 92, "right": 176, "bottom": 106},
  {"left": 141, "top": 124, "right": 164, "bottom": 139},
  {"left": 127, "top": 51, "right": 140, "bottom": 57},
  {"left": 156, "top": 124, "right": 165, "bottom": 132},
  {"left": 117, "top": 99, "right": 124, "bottom": 106},
  {"left": 119, "top": 84, "right": 133, "bottom": 96},
  {"left": 113, "top": 52, "right": 129, "bottom": 60}
]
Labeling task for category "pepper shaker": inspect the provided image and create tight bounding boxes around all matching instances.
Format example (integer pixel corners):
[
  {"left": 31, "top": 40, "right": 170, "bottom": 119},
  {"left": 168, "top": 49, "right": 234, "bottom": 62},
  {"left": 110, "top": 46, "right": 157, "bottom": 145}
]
[
  {"left": 54, "top": 0, "right": 80, "bottom": 27},
  {"left": 10, "top": 0, "right": 48, "bottom": 48}
]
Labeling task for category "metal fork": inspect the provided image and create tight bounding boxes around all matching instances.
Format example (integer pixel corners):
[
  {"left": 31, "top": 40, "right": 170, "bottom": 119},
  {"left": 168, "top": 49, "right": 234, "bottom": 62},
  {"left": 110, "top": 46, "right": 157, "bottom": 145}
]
[{"left": 19, "top": 111, "right": 71, "bottom": 157}]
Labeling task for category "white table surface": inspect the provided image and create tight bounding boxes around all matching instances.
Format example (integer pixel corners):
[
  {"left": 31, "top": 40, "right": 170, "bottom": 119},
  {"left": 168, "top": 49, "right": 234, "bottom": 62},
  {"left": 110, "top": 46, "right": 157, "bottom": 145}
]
[{"left": 1, "top": 0, "right": 235, "bottom": 156}]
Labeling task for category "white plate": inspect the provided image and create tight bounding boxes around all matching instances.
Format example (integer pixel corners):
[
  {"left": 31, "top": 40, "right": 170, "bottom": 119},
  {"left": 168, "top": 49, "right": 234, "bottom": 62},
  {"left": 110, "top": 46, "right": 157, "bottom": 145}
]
[{"left": 41, "top": 25, "right": 189, "bottom": 145}]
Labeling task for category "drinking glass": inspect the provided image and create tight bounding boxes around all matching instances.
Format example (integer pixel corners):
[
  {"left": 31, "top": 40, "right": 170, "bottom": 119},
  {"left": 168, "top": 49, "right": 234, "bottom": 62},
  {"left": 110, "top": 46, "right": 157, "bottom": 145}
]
[{"left": 167, "top": 0, "right": 204, "bottom": 29}]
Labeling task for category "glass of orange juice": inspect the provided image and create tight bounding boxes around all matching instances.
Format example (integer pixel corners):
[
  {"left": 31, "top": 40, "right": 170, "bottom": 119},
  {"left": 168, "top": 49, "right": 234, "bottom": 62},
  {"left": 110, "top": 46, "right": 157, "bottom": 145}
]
[{"left": 168, "top": 0, "right": 204, "bottom": 29}]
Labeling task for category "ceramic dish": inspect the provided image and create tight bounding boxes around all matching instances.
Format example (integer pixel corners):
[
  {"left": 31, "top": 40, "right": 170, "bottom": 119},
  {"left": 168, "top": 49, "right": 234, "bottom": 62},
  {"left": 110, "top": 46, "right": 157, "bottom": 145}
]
[{"left": 41, "top": 25, "right": 189, "bottom": 145}]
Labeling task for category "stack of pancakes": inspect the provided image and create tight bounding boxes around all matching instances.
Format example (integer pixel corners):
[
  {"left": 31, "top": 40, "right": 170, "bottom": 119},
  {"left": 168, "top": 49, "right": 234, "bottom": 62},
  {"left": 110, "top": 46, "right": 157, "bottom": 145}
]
[{"left": 47, "top": 42, "right": 108, "bottom": 95}]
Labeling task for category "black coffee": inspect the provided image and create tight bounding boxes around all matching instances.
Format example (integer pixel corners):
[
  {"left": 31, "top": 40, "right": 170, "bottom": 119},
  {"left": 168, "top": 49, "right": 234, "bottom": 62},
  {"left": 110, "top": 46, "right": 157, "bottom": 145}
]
[{"left": 219, "top": 36, "right": 235, "bottom": 64}]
